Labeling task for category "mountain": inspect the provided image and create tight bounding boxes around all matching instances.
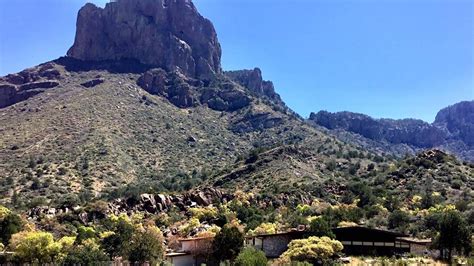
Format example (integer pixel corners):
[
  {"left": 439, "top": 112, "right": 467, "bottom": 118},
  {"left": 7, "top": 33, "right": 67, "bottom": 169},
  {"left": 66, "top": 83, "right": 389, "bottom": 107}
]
[
  {"left": 307, "top": 101, "right": 474, "bottom": 162},
  {"left": 0, "top": 0, "right": 368, "bottom": 207},
  {"left": 0, "top": 0, "right": 472, "bottom": 215}
]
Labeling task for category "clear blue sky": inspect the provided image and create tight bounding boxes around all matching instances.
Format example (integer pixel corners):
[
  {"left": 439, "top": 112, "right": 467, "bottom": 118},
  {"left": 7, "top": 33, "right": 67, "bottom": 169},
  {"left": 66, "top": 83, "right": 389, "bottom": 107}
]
[{"left": 0, "top": 0, "right": 473, "bottom": 122}]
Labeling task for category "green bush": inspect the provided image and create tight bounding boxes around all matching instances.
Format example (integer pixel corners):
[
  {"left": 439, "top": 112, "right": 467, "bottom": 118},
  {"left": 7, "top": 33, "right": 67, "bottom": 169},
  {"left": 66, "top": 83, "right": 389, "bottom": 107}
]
[
  {"left": 309, "top": 217, "right": 335, "bottom": 238},
  {"left": 235, "top": 247, "right": 267, "bottom": 266},
  {"left": 388, "top": 210, "right": 409, "bottom": 232}
]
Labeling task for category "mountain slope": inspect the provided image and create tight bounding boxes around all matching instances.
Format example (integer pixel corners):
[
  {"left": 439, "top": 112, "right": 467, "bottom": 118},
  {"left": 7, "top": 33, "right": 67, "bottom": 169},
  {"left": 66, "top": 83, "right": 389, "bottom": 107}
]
[{"left": 0, "top": 0, "right": 472, "bottom": 213}]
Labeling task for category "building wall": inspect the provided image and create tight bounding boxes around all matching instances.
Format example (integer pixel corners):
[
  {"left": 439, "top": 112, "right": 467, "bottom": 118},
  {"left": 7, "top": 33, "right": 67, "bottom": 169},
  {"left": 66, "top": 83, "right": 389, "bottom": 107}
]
[
  {"left": 262, "top": 235, "right": 292, "bottom": 258},
  {"left": 409, "top": 243, "right": 429, "bottom": 256},
  {"left": 167, "top": 255, "right": 195, "bottom": 266}
]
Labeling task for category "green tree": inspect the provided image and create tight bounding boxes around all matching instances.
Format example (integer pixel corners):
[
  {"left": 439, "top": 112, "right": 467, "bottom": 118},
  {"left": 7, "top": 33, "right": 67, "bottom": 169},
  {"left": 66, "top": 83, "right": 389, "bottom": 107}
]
[
  {"left": 128, "top": 226, "right": 165, "bottom": 264},
  {"left": 63, "top": 239, "right": 109, "bottom": 265},
  {"left": 435, "top": 210, "right": 472, "bottom": 261},
  {"left": 9, "top": 231, "right": 74, "bottom": 263},
  {"left": 101, "top": 215, "right": 134, "bottom": 258},
  {"left": 0, "top": 212, "right": 24, "bottom": 245},
  {"left": 235, "top": 247, "right": 267, "bottom": 266},
  {"left": 212, "top": 224, "right": 244, "bottom": 262},
  {"left": 309, "top": 217, "right": 335, "bottom": 238},
  {"left": 388, "top": 210, "right": 410, "bottom": 232}
]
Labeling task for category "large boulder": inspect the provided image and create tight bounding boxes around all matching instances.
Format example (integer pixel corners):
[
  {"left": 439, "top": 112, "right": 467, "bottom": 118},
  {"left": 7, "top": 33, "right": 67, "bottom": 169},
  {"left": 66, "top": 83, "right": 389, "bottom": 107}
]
[{"left": 67, "top": 0, "right": 221, "bottom": 79}]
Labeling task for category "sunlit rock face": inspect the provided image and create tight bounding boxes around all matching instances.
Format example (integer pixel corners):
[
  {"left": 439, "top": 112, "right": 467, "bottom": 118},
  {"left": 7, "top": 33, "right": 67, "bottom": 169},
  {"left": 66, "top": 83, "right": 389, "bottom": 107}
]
[{"left": 67, "top": 0, "right": 222, "bottom": 79}]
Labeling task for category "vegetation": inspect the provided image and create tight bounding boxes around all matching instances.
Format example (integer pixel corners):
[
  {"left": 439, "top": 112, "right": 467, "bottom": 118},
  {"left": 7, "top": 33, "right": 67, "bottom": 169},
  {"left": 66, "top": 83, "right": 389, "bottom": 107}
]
[
  {"left": 434, "top": 210, "right": 472, "bottom": 261},
  {"left": 9, "top": 231, "right": 75, "bottom": 264},
  {"left": 0, "top": 206, "right": 23, "bottom": 245},
  {"left": 278, "top": 236, "right": 343, "bottom": 264},
  {"left": 212, "top": 223, "right": 245, "bottom": 262},
  {"left": 235, "top": 247, "right": 268, "bottom": 266},
  {"left": 308, "top": 217, "right": 335, "bottom": 238},
  {"left": 128, "top": 225, "right": 165, "bottom": 264},
  {"left": 63, "top": 239, "right": 109, "bottom": 265}
]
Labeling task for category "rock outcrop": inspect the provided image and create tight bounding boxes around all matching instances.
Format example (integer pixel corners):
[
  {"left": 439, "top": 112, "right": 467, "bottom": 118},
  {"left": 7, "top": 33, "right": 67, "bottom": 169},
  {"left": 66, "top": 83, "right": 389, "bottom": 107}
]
[
  {"left": 67, "top": 0, "right": 221, "bottom": 79},
  {"left": 137, "top": 68, "right": 199, "bottom": 108},
  {"left": 0, "top": 63, "right": 61, "bottom": 108},
  {"left": 137, "top": 68, "right": 252, "bottom": 110},
  {"left": 434, "top": 101, "right": 474, "bottom": 146},
  {"left": 225, "top": 68, "right": 282, "bottom": 104}
]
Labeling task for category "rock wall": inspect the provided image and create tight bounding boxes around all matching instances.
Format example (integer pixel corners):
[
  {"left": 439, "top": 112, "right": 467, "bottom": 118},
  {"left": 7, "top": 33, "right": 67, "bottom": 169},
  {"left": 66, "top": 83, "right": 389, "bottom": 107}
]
[
  {"left": 225, "top": 68, "right": 282, "bottom": 104},
  {"left": 67, "top": 0, "right": 221, "bottom": 79}
]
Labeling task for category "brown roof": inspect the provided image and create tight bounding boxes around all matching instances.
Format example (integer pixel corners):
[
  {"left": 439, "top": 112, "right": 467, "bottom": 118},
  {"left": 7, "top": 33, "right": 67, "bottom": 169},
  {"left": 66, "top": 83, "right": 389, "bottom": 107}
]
[
  {"left": 245, "top": 230, "right": 306, "bottom": 239},
  {"left": 333, "top": 226, "right": 408, "bottom": 237},
  {"left": 179, "top": 236, "right": 214, "bottom": 242}
]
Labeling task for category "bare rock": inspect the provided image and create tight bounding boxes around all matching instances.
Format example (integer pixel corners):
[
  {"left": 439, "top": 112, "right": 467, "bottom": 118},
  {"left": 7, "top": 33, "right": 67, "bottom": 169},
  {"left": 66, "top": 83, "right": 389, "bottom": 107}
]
[
  {"left": 68, "top": 0, "right": 221, "bottom": 79},
  {"left": 81, "top": 79, "right": 104, "bottom": 88},
  {"left": 137, "top": 68, "right": 197, "bottom": 108},
  {"left": 0, "top": 84, "right": 17, "bottom": 108},
  {"left": 225, "top": 68, "right": 282, "bottom": 104},
  {"left": 19, "top": 81, "right": 59, "bottom": 91}
]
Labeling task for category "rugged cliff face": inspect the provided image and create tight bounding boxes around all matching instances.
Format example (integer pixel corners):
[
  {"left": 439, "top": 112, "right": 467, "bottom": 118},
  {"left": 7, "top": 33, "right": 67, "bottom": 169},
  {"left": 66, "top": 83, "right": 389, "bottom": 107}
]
[
  {"left": 308, "top": 100, "right": 474, "bottom": 161},
  {"left": 434, "top": 101, "right": 474, "bottom": 147},
  {"left": 67, "top": 0, "right": 221, "bottom": 79}
]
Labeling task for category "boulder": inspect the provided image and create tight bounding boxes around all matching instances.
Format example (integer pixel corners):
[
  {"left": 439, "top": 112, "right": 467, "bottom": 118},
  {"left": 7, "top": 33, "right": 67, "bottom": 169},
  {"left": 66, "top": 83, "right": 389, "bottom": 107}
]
[
  {"left": 192, "top": 191, "right": 210, "bottom": 206},
  {"left": 140, "top": 193, "right": 157, "bottom": 213}
]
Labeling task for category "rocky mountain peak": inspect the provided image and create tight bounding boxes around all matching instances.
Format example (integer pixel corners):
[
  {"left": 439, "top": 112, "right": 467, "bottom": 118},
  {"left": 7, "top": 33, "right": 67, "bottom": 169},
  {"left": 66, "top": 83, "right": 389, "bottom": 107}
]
[{"left": 67, "top": 0, "right": 221, "bottom": 79}]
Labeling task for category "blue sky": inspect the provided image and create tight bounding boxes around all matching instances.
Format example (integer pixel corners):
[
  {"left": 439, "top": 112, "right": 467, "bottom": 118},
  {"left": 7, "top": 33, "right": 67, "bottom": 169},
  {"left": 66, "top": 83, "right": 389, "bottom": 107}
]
[{"left": 0, "top": 0, "right": 472, "bottom": 122}]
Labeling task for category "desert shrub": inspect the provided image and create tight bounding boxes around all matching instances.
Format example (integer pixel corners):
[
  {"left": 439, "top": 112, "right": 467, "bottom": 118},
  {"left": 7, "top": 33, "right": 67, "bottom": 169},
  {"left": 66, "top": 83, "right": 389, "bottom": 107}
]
[
  {"left": 450, "top": 179, "right": 462, "bottom": 190},
  {"left": 309, "top": 217, "right": 335, "bottom": 238},
  {"left": 235, "top": 247, "right": 267, "bottom": 266},
  {"left": 326, "top": 160, "right": 337, "bottom": 171},
  {"left": 189, "top": 206, "right": 218, "bottom": 222},
  {"left": 248, "top": 222, "right": 278, "bottom": 236},
  {"left": 278, "top": 236, "right": 343, "bottom": 264},
  {"left": 388, "top": 210, "right": 410, "bottom": 232}
]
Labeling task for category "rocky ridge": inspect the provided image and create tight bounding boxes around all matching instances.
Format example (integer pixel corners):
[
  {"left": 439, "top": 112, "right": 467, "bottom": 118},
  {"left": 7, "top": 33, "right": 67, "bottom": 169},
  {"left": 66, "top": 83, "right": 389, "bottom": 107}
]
[{"left": 308, "top": 101, "right": 474, "bottom": 161}]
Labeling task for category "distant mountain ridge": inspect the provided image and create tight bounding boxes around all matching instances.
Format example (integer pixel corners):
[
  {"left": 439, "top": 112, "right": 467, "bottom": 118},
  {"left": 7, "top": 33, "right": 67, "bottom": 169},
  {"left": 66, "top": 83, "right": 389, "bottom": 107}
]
[{"left": 308, "top": 101, "right": 474, "bottom": 161}]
